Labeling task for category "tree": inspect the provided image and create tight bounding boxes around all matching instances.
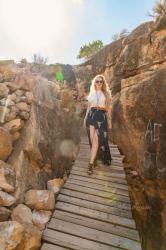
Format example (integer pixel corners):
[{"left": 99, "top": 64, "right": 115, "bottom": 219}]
[
  {"left": 112, "top": 28, "right": 129, "bottom": 41},
  {"left": 32, "top": 53, "right": 48, "bottom": 64},
  {"left": 77, "top": 40, "right": 104, "bottom": 60},
  {"left": 148, "top": 0, "right": 166, "bottom": 19}
]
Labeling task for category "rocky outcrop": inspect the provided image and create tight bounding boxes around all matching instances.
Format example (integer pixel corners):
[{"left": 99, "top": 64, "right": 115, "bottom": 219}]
[
  {"left": 74, "top": 13, "right": 166, "bottom": 250},
  {"left": 0, "top": 60, "right": 81, "bottom": 249}
]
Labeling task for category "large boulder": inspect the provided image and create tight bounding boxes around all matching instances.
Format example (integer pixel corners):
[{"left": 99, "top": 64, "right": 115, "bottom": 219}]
[
  {"left": 24, "top": 189, "right": 55, "bottom": 210},
  {"left": 47, "top": 178, "right": 64, "bottom": 195},
  {"left": 74, "top": 13, "right": 166, "bottom": 250},
  {"left": 16, "top": 102, "right": 30, "bottom": 112},
  {"left": 0, "top": 190, "right": 16, "bottom": 207},
  {"left": 0, "top": 127, "right": 13, "bottom": 160},
  {"left": 0, "top": 160, "right": 16, "bottom": 188},
  {"left": 0, "top": 207, "right": 11, "bottom": 222},
  {"left": 0, "top": 221, "right": 24, "bottom": 249},
  {"left": 32, "top": 209, "right": 52, "bottom": 230},
  {"left": 0, "top": 84, "right": 9, "bottom": 98},
  {"left": 3, "top": 119, "right": 24, "bottom": 133},
  {"left": 6, "top": 76, "right": 81, "bottom": 204},
  {"left": 22, "top": 223, "right": 42, "bottom": 250},
  {"left": 11, "top": 204, "right": 33, "bottom": 224}
]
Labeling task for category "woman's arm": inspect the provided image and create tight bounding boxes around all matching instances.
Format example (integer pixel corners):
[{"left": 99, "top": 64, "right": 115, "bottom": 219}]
[
  {"left": 106, "top": 107, "right": 112, "bottom": 129},
  {"left": 107, "top": 107, "right": 112, "bottom": 121},
  {"left": 84, "top": 102, "right": 91, "bottom": 121}
]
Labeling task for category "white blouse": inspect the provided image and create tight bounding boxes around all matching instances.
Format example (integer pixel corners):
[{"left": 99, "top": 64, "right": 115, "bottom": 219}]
[{"left": 86, "top": 90, "right": 106, "bottom": 107}]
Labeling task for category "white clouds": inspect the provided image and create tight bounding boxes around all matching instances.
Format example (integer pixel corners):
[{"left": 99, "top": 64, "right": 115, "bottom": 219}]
[{"left": 0, "top": 0, "right": 85, "bottom": 63}]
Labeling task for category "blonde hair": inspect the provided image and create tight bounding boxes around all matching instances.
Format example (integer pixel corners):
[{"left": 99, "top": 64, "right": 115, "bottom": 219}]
[{"left": 88, "top": 74, "right": 112, "bottom": 109}]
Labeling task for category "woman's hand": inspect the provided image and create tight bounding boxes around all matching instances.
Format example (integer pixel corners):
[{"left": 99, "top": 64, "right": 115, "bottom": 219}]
[{"left": 108, "top": 120, "right": 112, "bottom": 129}]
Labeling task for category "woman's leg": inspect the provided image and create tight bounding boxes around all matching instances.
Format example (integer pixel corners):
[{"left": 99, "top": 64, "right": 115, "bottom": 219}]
[{"left": 89, "top": 125, "right": 99, "bottom": 164}]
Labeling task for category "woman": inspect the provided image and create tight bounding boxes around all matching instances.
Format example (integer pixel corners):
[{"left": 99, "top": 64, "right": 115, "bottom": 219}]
[{"left": 83, "top": 74, "right": 112, "bottom": 175}]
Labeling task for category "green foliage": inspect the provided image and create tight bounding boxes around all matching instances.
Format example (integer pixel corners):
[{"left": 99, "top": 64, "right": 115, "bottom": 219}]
[
  {"left": 112, "top": 28, "right": 129, "bottom": 41},
  {"left": 56, "top": 71, "right": 64, "bottom": 81},
  {"left": 77, "top": 40, "right": 104, "bottom": 60}
]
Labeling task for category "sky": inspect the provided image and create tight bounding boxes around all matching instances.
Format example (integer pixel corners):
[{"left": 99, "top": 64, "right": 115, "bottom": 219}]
[{"left": 0, "top": 0, "right": 156, "bottom": 65}]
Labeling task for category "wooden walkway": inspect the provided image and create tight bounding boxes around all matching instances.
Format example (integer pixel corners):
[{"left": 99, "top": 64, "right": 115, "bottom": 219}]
[{"left": 41, "top": 136, "right": 142, "bottom": 250}]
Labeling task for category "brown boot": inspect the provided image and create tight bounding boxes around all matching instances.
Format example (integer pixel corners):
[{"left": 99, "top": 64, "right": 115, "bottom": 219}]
[{"left": 87, "top": 163, "right": 93, "bottom": 175}]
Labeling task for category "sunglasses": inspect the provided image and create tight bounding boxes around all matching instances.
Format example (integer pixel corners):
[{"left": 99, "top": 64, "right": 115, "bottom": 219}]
[{"left": 95, "top": 80, "right": 103, "bottom": 84}]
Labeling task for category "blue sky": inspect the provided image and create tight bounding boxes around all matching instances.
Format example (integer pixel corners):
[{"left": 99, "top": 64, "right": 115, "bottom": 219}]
[{"left": 0, "top": 0, "right": 156, "bottom": 65}]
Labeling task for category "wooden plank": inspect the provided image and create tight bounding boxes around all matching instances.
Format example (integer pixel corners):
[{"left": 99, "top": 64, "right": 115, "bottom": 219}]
[
  {"left": 47, "top": 218, "right": 141, "bottom": 250},
  {"left": 43, "top": 228, "right": 119, "bottom": 250},
  {"left": 53, "top": 210, "right": 140, "bottom": 241},
  {"left": 41, "top": 136, "right": 142, "bottom": 250},
  {"left": 67, "top": 178, "right": 129, "bottom": 197},
  {"left": 60, "top": 189, "right": 132, "bottom": 211},
  {"left": 69, "top": 174, "right": 129, "bottom": 191},
  {"left": 70, "top": 170, "right": 127, "bottom": 185},
  {"left": 72, "top": 166, "right": 126, "bottom": 179},
  {"left": 63, "top": 182, "right": 130, "bottom": 203},
  {"left": 75, "top": 164, "right": 125, "bottom": 174},
  {"left": 111, "top": 161, "right": 123, "bottom": 167},
  {"left": 57, "top": 194, "right": 132, "bottom": 219},
  {"left": 75, "top": 158, "right": 123, "bottom": 164},
  {"left": 75, "top": 162, "right": 121, "bottom": 174},
  {"left": 54, "top": 202, "right": 136, "bottom": 229},
  {"left": 41, "top": 243, "right": 69, "bottom": 250},
  {"left": 74, "top": 160, "right": 124, "bottom": 170}
]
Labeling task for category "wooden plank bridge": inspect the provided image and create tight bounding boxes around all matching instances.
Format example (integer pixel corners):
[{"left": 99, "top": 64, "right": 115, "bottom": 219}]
[{"left": 41, "top": 135, "right": 142, "bottom": 250}]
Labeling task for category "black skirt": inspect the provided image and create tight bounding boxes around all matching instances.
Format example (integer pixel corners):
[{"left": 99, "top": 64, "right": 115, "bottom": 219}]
[{"left": 86, "top": 107, "right": 112, "bottom": 165}]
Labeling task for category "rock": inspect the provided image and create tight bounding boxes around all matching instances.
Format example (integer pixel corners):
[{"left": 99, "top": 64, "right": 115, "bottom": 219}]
[
  {"left": 23, "top": 223, "right": 42, "bottom": 250},
  {"left": 4, "top": 82, "right": 20, "bottom": 92},
  {"left": 0, "top": 167, "right": 15, "bottom": 193},
  {"left": 25, "top": 189, "right": 55, "bottom": 210},
  {"left": 0, "top": 221, "right": 24, "bottom": 250},
  {"left": 5, "top": 111, "right": 17, "bottom": 122},
  {"left": 19, "top": 111, "right": 30, "bottom": 120},
  {"left": 131, "top": 170, "right": 139, "bottom": 176},
  {"left": 0, "top": 73, "right": 4, "bottom": 83},
  {"left": 6, "top": 77, "right": 80, "bottom": 204},
  {"left": 0, "top": 127, "right": 13, "bottom": 160},
  {"left": 47, "top": 178, "right": 64, "bottom": 194},
  {"left": 32, "top": 209, "right": 52, "bottom": 230},
  {"left": 19, "top": 96, "right": 27, "bottom": 102},
  {"left": 0, "top": 190, "right": 16, "bottom": 206},
  {"left": 15, "top": 89, "right": 24, "bottom": 96},
  {"left": 0, "top": 106, "right": 10, "bottom": 123},
  {"left": 0, "top": 160, "right": 16, "bottom": 187},
  {"left": 25, "top": 91, "right": 33, "bottom": 104},
  {"left": 11, "top": 131, "right": 20, "bottom": 142},
  {"left": 11, "top": 204, "right": 33, "bottom": 224},
  {"left": 0, "top": 98, "right": 15, "bottom": 107},
  {"left": 16, "top": 102, "right": 30, "bottom": 112},
  {"left": 0, "top": 207, "right": 11, "bottom": 221},
  {"left": 3, "top": 70, "right": 15, "bottom": 82},
  {"left": 74, "top": 13, "right": 166, "bottom": 250},
  {"left": 10, "top": 105, "right": 19, "bottom": 113},
  {"left": 3, "top": 118, "right": 24, "bottom": 133},
  {"left": 9, "top": 93, "right": 17, "bottom": 102},
  {"left": 63, "top": 172, "right": 68, "bottom": 182},
  {"left": 0, "top": 84, "right": 9, "bottom": 98},
  {"left": 15, "top": 74, "right": 36, "bottom": 91},
  {"left": 15, "top": 96, "right": 21, "bottom": 103}
]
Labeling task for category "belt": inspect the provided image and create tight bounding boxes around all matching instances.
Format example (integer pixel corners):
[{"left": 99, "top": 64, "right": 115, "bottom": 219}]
[{"left": 91, "top": 106, "right": 107, "bottom": 111}]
